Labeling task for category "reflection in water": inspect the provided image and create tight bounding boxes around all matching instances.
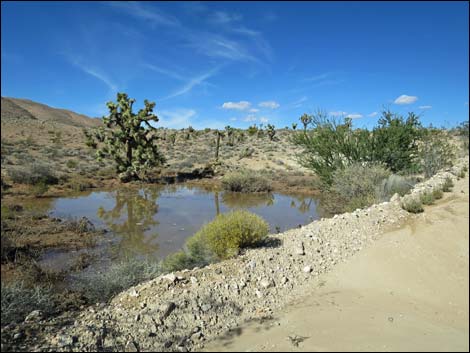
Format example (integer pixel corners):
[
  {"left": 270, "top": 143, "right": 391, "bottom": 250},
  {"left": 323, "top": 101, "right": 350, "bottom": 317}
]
[
  {"left": 43, "top": 185, "right": 324, "bottom": 268},
  {"left": 97, "top": 188, "right": 161, "bottom": 257},
  {"left": 221, "top": 192, "right": 275, "bottom": 208},
  {"left": 214, "top": 191, "right": 220, "bottom": 216},
  {"left": 289, "top": 196, "right": 314, "bottom": 213}
]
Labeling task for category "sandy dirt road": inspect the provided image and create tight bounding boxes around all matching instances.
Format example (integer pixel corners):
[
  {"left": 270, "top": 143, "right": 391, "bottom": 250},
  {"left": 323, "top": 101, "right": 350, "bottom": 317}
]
[{"left": 205, "top": 176, "right": 469, "bottom": 352}]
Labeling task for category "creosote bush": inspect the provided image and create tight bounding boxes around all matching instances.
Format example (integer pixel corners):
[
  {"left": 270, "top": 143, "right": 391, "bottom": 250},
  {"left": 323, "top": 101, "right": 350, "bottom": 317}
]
[
  {"left": 401, "top": 198, "right": 424, "bottom": 213},
  {"left": 324, "top": 162, "right": 390, "bottom": 213},
  {"left": 442, "top": 177, "right": 454, "bottom": 192},
  {"left": 418, "top": 129, "right": 456, "bottom": 178},
  {"left": 222, "top": 170, "right": 272, "bottom": 192},
  {"left": 420, "top": 191, "right": 435, "bottom": 205},
  {"left": 198, "top": 210, "right": 269, "bottom": 259},
  {"left": 162, "top": 210, "right": 269, "bottom": 270},
  {"left": 8, "top": 162, "right": 58, "bottom": 185}
]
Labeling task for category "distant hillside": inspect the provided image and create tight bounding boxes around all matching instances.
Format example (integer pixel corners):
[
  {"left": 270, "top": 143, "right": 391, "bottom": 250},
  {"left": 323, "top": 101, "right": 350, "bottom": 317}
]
[
  {"left": 1, "top": 97, "right": 37, "bottom": 121},
  {"left": 1, "top": 97, "right": 101, "bottom": 128}
]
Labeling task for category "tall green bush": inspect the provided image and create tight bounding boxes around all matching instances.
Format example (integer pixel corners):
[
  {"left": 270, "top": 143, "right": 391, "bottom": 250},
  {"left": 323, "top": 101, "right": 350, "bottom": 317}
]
[
  {"left": 370, "top": 111, "right": 422, "bottom": 173},
  {"left": 293, "top": 110, "right": 423, "bottom": 185},
  {"left": 417, "top": 128, "right": 455, "bottom": 177}
]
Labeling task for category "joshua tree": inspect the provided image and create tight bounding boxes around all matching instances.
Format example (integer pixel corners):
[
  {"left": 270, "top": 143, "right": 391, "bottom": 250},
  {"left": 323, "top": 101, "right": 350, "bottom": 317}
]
[
  {"left": 90, "top": 93, "right": 165, "bottom": 182},
  {"left": 300, "top": 113, "right": 313, "bottom": 131},
  {"left": 214, "top": 130, "right": 225, "bottom": 161},
  {"left": 247, "top": 124, "right": 258, "bottom": 136},
  {"left": 83, "top": 128, "right": 97, "bottom": 149},
  {"left": 266, "top": 124, "right": 276, "bottom": 141},
  {"left": 225, "top": 125, "right": 235, "bottom": 146},
  {"left": 169, "top": 132, "right": 176, "bottom": 145},
  {"left": 292, "top": 122, "right": 298, "bottom": 130}
]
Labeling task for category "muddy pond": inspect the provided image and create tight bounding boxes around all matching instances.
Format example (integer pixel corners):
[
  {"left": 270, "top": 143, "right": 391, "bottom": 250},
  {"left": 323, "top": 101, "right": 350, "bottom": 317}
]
[{"left": 36, "top": 184, "right": 325, "bottom": 273}]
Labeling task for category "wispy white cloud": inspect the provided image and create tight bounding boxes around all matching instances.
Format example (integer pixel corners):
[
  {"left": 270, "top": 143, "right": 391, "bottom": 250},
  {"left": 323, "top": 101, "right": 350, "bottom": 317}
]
[
  {"left": 209, "top": 11, "right": 242, "bottom": 24},
  {"left": 163, "top": 68, "right": 219, "bottom": 100},
  {"left": 259, "top": 101, "right": 280, "bottom": 109},
  {"left": 231, "top": 27, "right": 273, "bottom": 61},
  {"left": 106, "top": 1, "right": 180, "bottom": 27},
  {"left": 285, "top": 96, "right": 308, "bottom": 109},
  {"left": 304, "top": 72, "right": 330, "bottom": 82},
  {"left": 249, "top": 108, "right": 260, "bottom": 113},
  {"left": 260, "top": 117, "right": 269, "bottom": 123},
  {"left": 222, "top": 101, "right": 251, "bottom": 111},
  {"left": 329, "top": 111, "right": 347, "bottom": 117},
  {"left": 418, "top": 105, "right": 432, "bottom": 110},
  {"left": 108, "top": 2, "right": 270, "bottom": 65},
  {"left": 346, "top": 113, "right": 363, "bottom": 119},
  {"left": 230, "top": 117, "right": 237, "bottom": 121},
  {"left": 368, "top": 112, "right": 378, "bottom": 117},
  {"left": 143, "top": 63, "right": 185, "bottom": 81},
  {"left": 187, "top": 33, "right": 259, "bottom": 63},
  {"left": 158, "top": 108, "right": 196, "bottom": 129},
  {"left": 243, "top": 114, "right": 257, "bottom": 122},
  {"left": 68, "top": 57, "right": 118, "bottom": 93},
  {"left": 394, "top": 94, "right": 418, "bottom": 105}
]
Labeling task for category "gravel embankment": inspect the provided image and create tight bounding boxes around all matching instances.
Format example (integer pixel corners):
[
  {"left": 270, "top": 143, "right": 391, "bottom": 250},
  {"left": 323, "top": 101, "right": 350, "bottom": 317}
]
[{"left": 19, "top": 158, "right": 470, "bottom": 352}]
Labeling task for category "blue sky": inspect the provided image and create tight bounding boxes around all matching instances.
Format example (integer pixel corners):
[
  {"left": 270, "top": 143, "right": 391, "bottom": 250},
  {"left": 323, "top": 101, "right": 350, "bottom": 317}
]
[{"left": 2, "top": 1, "right": 469, "bottom": 129}]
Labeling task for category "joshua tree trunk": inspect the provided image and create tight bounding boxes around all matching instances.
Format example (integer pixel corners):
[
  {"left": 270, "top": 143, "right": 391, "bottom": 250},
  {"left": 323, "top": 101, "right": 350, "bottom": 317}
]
[{"left": 215, "top": 132, "right": 221, "bottom": 161}]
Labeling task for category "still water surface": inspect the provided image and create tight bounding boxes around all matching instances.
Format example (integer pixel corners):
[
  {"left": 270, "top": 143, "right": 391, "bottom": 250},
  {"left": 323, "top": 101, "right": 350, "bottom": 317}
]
[{"left": 39, "top": 185, "right": 323, "bottom": 269}]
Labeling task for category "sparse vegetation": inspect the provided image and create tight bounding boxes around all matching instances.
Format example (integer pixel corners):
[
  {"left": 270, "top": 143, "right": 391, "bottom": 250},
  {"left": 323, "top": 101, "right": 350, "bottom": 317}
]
[
  {"left": 222, "top": 170, "right": 272, "bottom": 192},
  {"left": 73, "top": 257, "right": 161, "bottom": 303},
  {"left": 1, "top": 281, "right": 55, "bottom": 324},
  {"left": 8, "top": 162, "right": 58, "bottom": 186},
  {"left": 420, "top": 190, "right": 436, "bottom": 205},
  {"left": 377, "top": 174, "right": 415, "bottom": 200},
  {"left": 320, "top": 163, "right": 390, "bottom": 213},
  {"left": 401, "top": 198, "right": 424, "bottom": 213},
  {"left": 442, "top": 177, "right": 454, "bottom": 192},
  {"left": 418, "top": 128, "right": 455, "bottom": 178}
]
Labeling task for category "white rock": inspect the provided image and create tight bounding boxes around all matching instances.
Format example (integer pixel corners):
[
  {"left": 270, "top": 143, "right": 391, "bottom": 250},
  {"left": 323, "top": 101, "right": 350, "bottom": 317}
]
[
  {"left": 162, "top": 273, "right": 177, "bottom": 283},
  {"left": 260, "top": 279, "right": 273, "bottom": 288}
]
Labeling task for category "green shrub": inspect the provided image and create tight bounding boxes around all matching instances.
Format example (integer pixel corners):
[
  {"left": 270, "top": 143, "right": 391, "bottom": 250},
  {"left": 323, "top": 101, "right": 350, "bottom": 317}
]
[
  {"left": 194, "top": 210, "right": 269, "bottom": 260},
  {"left": 162, "top": 251, "right": 195, "bottom": 272},
  {"left": 432, "top": 188, "right": 443, "bottom": 200},
  {"left": 239, "top": 147, "right": 254, "bottom": 160},
  {"left": 73, "top": 258, "right": 160, "bottom": 303},
  {"left": 32, "top": 180, "right": 49, "bottom": 196},
  {"left": 66, "top": 159, "right": 78, "bottom": 169},
  {"left": 8, "top": 162, "right": 58, "bottom": 185},
  {"left": 377, "top": 174, "right": 415, "bottom": 200},
  {"left": 293, "top": 110, "right": 422, "bottom": 184},
  {"left": 420, "top": 191, "right": 435, "bottom": 205},
  {"left": 442, "top": 177, "right": 454, "bottom": 192},
  {"left": 327, "top": 162, "right": 390, "bottom": 212},
  {"left": 1, "top": 281, "right": 55, "bottom": 324},
  {"left": 401, "top": 198, "right": 424, "bottom": 213},
  {"left": 247, "top": 125, "right": 258, "bottom": 136},
  {"left": 222, "top": 170, "right": 272, "bottom": 192},
  {"left": 418, "top": 129, "right": 456, "bottom": 178}
]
